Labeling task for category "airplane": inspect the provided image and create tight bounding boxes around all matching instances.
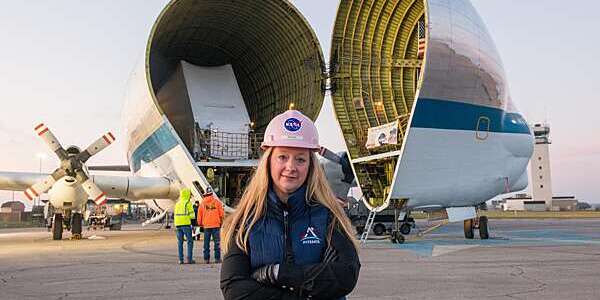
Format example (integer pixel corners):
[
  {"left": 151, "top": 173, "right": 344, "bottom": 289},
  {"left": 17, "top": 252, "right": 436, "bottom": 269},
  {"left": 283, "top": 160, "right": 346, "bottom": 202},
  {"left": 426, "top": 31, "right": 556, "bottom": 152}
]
[{"left": 0, "top": 0, "right": 532, "bottom": 243}]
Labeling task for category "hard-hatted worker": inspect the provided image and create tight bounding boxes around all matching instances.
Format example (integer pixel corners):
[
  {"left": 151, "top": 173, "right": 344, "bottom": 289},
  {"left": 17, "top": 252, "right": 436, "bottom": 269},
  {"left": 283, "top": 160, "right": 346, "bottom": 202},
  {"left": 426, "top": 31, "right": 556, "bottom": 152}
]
[
  {"left": 220, "top": 110, "right": 360, "bottom": 299},
  {"left": 197, "top": 187, "right": 224, "bottom": 264},
  {"left": 174, "top": 188, "right": 196, "bottom": 264}
]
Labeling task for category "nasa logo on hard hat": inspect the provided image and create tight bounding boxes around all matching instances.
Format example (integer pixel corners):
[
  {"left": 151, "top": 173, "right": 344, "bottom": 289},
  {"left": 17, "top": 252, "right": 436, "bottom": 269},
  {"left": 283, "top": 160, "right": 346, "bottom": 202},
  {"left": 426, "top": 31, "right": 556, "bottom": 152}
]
[{"left": 284, "top": 118, "right": 302, "bottom": 132}]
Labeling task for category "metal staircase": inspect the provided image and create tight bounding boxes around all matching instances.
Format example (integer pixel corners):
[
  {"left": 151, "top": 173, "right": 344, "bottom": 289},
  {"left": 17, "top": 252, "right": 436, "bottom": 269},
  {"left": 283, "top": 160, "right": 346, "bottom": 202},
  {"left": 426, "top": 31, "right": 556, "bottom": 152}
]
[{"left": 359, "top": 209, "right": 378, "bottom": 245}]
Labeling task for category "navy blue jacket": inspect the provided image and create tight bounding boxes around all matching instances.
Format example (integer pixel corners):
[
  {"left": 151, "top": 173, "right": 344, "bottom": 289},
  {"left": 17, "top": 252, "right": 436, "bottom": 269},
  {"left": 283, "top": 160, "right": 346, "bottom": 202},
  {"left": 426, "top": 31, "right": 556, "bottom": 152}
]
[
  {"left": 248, "top": 185, "right": 329, "bottom": 268},
  {"left": 220, "top": 184, "right": 361, "bottom": 300}
]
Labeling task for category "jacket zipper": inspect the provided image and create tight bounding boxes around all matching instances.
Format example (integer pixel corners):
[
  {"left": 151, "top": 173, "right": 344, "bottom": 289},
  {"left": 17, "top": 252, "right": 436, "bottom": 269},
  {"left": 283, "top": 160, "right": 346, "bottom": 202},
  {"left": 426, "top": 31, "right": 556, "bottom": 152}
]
[{"left": 283, "top": 209, "right": 294, "bottom": 263}]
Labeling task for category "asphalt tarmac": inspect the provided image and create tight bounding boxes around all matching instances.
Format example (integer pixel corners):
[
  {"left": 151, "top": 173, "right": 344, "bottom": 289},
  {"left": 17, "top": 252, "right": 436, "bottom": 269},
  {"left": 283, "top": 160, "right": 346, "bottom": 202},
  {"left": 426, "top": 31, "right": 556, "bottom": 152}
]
[{"left": 1, "top": 219, "right": 599, "bottom": 299}]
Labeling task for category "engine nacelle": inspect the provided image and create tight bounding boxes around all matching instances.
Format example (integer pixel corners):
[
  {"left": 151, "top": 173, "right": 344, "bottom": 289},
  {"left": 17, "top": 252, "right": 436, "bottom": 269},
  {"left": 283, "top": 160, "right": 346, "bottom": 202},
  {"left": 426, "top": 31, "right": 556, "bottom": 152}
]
[{"left": 48, "top": 177, "right": 87, "bottom": 212}]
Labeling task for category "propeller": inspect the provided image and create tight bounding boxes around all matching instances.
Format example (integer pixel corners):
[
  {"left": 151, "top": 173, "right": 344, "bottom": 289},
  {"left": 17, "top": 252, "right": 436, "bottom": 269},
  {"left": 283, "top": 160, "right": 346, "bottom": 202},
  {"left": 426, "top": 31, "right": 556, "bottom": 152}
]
[
  {"left": 25, "top": 123, "right": 114, "bottom": 206},
  {"left": 319, "top": 147, "right": 355, "bottom": 184},
  {"left": 319, "top": 146, "right": 341, "bottom": 164}
]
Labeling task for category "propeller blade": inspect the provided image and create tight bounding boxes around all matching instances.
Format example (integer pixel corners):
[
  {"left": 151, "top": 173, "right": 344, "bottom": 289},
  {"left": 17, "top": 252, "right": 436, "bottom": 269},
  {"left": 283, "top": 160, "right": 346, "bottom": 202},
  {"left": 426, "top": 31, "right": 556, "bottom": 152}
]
[
  {"left": 319, "top": 148, "right": 355, "bottom": 184},
  {"left": 80, "top": 176, "right": 107, "bottom": 206},
  {"left": 74, "top": 170, "right": 104, "bottom": 205},
  {"left": 78, "top": 132, "right": 115, "bottom": 162},
  {"left": 319, "top": 146, "right": 341, "bottom": 164},
  {"left": 23, "top": 174, "right": 57, "bottom": 201},
  {"left": 34, "top": 123, "right": 67, "bottom": 160}
]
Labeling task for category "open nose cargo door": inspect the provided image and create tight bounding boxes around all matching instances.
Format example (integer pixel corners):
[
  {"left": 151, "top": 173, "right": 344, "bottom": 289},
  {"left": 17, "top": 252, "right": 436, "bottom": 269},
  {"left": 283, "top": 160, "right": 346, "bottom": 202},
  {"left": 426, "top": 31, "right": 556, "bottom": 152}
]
[{"left": 329, "top": 0, "right": 427, "bottom": 211}]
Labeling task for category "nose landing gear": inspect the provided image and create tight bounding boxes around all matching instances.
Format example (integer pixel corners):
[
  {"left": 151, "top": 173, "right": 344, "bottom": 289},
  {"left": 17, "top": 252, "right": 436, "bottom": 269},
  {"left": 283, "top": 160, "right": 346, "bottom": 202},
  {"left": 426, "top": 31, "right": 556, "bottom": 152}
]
[
  {"left": 390, "top": 231, "right": 405, "bottom": 244},
  {"left": 52, "top": 213, "right": 63, "bottom": 240},
  {"left": 50, "top": 211, "right": 84, "bottom": 240},
  {"left": 390, "top": 211, "right": 414, "bottom": 244},
  {"left": 70, "top": 212, "right": 83, "bottom": 240}
]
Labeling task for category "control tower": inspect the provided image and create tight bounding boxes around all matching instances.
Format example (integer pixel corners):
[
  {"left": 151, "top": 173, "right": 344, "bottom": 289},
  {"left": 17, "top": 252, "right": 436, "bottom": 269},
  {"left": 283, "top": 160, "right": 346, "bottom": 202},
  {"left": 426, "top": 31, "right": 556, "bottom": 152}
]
[{"left": 530, "top": 123, "right": 553, "bottom": 209}]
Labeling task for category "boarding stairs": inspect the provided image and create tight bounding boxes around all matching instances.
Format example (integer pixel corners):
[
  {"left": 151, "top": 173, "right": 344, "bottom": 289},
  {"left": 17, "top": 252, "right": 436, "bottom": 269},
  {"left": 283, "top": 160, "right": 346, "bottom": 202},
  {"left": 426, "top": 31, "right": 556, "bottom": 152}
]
[{"left": 359, "top": 209, "right": 378, "bottom": 245}]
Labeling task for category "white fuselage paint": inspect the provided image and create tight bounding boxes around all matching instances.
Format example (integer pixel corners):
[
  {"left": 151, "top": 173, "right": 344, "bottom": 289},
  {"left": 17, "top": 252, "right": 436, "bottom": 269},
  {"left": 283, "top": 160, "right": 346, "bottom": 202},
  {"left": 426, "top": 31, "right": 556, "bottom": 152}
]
[
  {"left": 132, "top": 144, "right": 189, "bottom": 213},
  {"left": 388, "top": 127, "right": 533, "bottom": 210}
]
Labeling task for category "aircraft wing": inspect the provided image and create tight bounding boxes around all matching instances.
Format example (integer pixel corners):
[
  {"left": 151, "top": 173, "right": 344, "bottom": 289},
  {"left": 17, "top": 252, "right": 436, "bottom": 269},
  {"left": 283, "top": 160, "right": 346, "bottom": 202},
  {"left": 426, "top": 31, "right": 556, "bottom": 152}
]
[
  {"left": 87, "top": 165, "right": 131, "bottom": 172},
  {"left": 0, "top": 171, "right": 46, "bottom": 191},
  {"left": 0, "top": 171, "right": 178, "bottom": 201}
]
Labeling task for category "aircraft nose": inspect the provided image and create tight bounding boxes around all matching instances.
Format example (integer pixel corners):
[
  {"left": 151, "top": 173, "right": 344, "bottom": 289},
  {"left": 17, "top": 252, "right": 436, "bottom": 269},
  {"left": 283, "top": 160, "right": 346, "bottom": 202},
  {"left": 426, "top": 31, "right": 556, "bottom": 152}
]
[
  {"left": 506, "top": 133, "right": 534, "bottom": 158},
  {"left": 502, "top": 114, "right": 534, "bottom": 159}
]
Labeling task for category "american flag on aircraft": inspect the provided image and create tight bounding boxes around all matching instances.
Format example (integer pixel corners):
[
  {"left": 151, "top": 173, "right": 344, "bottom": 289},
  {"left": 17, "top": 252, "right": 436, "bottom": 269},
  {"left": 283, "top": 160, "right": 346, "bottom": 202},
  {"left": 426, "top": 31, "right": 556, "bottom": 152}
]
[
  {"left": 418, "top": 19, "right": 426, "bottom": 59},
  {"left": 418, "top": 37, "right": 425, "bottom": 59}
]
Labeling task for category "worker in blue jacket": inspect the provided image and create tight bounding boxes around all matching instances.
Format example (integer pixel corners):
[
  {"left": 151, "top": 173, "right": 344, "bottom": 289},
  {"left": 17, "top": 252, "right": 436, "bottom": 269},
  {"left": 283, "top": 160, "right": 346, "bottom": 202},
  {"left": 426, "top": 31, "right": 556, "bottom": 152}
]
[{"left": 220, "top": 110, "right": 360, "bottom": 299}]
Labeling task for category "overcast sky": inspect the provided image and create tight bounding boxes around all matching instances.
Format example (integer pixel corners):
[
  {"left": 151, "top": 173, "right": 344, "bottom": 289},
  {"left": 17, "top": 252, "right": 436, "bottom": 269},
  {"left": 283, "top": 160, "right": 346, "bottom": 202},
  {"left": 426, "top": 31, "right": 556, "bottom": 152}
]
[{"left": 0, "top": 0, "right": 598, "bottom": 205}]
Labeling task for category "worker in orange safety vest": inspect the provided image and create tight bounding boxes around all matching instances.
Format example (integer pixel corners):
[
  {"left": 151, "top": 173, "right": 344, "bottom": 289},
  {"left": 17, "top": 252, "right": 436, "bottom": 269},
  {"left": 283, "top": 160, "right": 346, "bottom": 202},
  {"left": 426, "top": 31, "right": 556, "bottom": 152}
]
[{"left": 197, "top": 187, "right": 224, "bottom": 264}]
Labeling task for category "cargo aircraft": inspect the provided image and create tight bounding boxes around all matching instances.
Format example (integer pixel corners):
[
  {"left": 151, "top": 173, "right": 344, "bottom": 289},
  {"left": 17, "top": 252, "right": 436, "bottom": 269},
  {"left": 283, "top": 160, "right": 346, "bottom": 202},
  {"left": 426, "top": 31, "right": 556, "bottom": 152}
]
[{"left": 0, "top": 0, "right": 532, "bottom": 242}]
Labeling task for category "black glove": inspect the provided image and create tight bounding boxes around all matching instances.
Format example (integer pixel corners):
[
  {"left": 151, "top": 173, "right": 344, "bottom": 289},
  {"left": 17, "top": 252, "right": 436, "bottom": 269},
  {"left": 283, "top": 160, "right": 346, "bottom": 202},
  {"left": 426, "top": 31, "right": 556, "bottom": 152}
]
[
  {"left": 295, "top": 247, "right": 340, "bottom": 295},
  {"left": 251, "top": 264, "right": 279, "bottom": 285}
]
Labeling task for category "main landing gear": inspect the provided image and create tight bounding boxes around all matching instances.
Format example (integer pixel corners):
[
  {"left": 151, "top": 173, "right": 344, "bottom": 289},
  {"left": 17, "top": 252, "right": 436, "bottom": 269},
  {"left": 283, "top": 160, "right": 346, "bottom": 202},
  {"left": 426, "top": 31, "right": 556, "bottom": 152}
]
[{"left": 464, "top": 215, "right": 489, "bottom": 239}]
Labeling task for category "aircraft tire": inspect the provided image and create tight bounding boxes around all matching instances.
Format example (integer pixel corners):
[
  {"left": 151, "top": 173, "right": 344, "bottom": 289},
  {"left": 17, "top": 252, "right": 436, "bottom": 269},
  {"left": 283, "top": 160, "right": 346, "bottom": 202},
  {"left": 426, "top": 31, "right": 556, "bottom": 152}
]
[
  {"left": 71, "top": 213, "right": 82, "bottom": 236},
  {"left": 373, "top": 223, "right": 386, "bottom": 236},
  {"left": 464, "top": 219, "right": 474, "bottom": 239},
  {"left": 397, "top": 233, "right": 405, "bottom": 244},
  {"left": 52, "top": 214, "right": 63, "bottom": 240},
  {"left": 393, "top": 231, "right": 405, "bottom": 244},
  {"left": 400, "top": 223, "right": 412, "bottom": 235},
  {"left": 479, "top": 216, "right": 489, "bottom": 239}
]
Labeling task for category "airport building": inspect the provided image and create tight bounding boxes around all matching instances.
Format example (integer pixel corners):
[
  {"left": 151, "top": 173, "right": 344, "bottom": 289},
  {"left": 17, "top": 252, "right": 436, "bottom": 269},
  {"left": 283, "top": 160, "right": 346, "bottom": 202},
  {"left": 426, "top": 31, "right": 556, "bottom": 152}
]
[
  {"left": 0, "top": 201, "right": 26, "bottom": 223},
  {"left": 550, "top": 196, "right": 578, "bottom": 211},
  {"left": 495, "top": 194, "right": 579, "bottom": 211},
  {"left": 499, "top": 194, "right": 545, "bottom": 211}
]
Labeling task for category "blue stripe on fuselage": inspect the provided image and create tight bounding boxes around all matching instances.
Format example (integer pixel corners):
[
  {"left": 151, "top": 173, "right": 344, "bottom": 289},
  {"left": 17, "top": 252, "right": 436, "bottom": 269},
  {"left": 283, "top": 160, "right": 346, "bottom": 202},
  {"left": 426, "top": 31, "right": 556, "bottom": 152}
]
[
  {"left": 129, "top": 123, "right": 179, "bottom": 172},
  {"left": 411, "top": 98, "right": 531, "bottom": 134}
]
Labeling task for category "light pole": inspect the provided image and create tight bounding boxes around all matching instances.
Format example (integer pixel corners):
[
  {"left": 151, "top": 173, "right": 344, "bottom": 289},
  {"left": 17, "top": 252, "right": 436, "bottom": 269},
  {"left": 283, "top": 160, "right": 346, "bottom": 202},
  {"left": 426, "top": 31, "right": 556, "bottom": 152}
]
[{"left": 35, "top": 153, "right": 47, "bottom": 207}]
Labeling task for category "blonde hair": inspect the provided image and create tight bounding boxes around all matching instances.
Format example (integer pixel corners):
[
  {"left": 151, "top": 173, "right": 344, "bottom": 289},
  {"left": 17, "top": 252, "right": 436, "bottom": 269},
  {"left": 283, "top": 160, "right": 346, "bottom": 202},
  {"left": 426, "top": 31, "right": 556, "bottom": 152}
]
[{"left": 222, "top": 147, "right": 358, "bottom": 254}]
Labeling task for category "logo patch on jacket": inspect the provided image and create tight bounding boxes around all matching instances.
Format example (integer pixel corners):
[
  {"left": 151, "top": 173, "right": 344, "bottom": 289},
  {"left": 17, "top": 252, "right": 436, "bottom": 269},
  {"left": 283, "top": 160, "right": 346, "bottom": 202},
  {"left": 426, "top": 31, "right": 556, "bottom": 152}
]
[{"left": 300, "top": 226, "right": 321, "bottom": 245}]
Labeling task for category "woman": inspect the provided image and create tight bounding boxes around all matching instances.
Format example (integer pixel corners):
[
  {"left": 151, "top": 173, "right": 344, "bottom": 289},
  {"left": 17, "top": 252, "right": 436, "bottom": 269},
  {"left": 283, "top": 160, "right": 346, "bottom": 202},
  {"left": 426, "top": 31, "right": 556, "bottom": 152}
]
[{"left": 220, "top": 110, "right": 360, "bottom": 300}]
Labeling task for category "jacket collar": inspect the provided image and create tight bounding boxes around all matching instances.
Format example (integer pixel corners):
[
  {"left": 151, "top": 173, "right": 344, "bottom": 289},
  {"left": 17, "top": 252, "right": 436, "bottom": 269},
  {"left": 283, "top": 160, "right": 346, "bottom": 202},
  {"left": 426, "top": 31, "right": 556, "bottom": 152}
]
[{"left": 267, "top": 184, "right": 308, "bottom": 216}]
